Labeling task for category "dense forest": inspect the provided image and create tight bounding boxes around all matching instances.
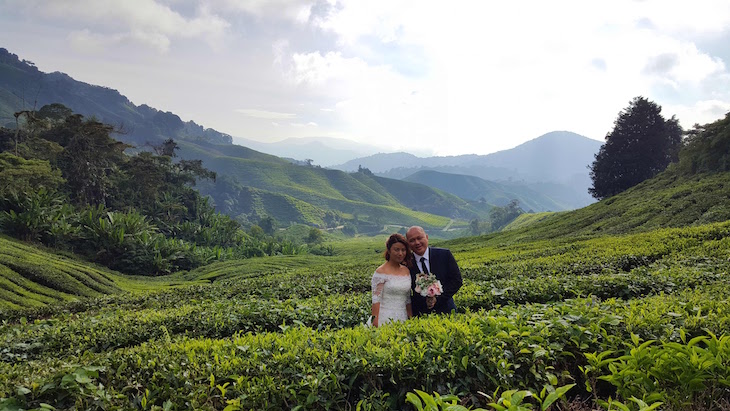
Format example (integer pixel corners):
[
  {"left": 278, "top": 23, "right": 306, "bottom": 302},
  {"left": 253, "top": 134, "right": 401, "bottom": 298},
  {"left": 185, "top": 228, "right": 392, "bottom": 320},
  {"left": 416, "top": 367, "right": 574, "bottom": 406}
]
[{"left": 0, "top": 104, "right": 312, "bottom": 275}]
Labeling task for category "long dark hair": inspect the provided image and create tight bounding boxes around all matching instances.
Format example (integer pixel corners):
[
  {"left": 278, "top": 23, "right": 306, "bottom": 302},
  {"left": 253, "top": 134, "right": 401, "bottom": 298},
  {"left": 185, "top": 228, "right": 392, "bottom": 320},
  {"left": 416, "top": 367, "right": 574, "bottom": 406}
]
[{"left": 384, "top": 233, "right": 413, "bottom": 268}]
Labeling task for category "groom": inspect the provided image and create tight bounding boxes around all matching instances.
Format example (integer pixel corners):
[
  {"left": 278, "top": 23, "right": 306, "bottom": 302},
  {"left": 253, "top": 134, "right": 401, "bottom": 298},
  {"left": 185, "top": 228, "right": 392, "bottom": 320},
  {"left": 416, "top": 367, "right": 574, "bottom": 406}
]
[{"left": 406, "top": 226, "right": 462, "bottom": 316}]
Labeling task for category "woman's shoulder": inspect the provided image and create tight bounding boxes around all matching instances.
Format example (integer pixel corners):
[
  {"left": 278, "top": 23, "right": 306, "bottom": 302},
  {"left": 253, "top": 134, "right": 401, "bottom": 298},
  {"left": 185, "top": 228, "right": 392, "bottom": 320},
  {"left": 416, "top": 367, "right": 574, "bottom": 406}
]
[{"left": 373, "top": 263, "right": 410, "bottom": 277}]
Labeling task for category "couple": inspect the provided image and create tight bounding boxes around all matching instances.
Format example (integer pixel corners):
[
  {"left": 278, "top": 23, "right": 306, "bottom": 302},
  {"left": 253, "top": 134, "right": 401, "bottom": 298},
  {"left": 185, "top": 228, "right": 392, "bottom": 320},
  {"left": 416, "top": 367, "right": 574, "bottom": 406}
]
[{"left": 370, "top": 226, "right": 462, "bottom": 327}]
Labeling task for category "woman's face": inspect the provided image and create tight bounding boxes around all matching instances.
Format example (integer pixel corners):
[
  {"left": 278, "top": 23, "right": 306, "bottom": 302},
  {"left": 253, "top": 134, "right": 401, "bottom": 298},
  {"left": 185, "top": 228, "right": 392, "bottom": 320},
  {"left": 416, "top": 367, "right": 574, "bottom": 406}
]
[{"left": 389, "top": 241, "right": 407, "bottom": 264}]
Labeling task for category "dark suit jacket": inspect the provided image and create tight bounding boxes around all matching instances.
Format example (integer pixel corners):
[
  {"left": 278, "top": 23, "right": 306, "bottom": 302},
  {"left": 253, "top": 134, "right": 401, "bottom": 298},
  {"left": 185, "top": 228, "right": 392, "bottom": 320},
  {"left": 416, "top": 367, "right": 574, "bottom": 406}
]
[{"left": 409, "top": 247, "right": 462, "bottom": 316}]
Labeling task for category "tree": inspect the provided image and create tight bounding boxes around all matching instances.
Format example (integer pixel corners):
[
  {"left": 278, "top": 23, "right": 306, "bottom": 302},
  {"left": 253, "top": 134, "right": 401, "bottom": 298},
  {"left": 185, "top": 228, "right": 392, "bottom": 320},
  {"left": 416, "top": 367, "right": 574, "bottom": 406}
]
[
  {"left": 677, "top": 113, "right": 730, "bottom": 175},
  {"left": 469, "top": 218, "right": 481, "bottom": 235},
  {"left": 58, "top": 118, "right": 130, "bottom": 205},
  {"left": 305, "top": 227, "right": 324, "bottom": 244},
  {"left": 589, "top": 97, "right": 683, "bottom": 200},
  {"left": 258, "top": 216, "right": 276, "bottom": 235},
  {"left": 489, "top": 199, "right": 523, "bottom": 231},
  {"left": 154, "top": 138, "right": 179, "bottom": 157}
]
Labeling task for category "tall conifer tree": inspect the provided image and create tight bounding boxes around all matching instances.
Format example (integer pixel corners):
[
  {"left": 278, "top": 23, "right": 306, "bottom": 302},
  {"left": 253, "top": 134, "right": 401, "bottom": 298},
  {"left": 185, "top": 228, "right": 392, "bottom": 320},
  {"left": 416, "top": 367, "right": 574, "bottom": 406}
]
[{"left": 589, "top": 97, "right": 683, "bottom": 200}]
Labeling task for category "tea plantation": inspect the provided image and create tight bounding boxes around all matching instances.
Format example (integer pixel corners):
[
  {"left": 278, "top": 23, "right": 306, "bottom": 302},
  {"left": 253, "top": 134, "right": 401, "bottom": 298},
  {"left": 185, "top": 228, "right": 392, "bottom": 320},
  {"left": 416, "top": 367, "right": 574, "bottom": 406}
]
[
  {"left": 3, "top": 112, "right": 730, "bottom": 410},
  {"left": 1, "top": 218, "right": 729, "bottom": 410}
]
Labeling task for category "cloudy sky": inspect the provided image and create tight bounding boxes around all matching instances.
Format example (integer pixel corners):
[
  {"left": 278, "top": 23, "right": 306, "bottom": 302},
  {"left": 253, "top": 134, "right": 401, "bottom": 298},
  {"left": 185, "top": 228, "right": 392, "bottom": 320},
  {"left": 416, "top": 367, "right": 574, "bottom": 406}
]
[{"left": 1, "top": 0, "right": 729, "bottom": 156}]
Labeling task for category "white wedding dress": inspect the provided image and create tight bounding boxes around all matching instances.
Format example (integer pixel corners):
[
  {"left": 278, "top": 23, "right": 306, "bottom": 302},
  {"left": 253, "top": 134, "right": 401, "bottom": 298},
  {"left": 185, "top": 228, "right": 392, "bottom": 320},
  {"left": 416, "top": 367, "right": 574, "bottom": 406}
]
[{"left": 371, "top": 272, "right": 411, "bottom": 325}]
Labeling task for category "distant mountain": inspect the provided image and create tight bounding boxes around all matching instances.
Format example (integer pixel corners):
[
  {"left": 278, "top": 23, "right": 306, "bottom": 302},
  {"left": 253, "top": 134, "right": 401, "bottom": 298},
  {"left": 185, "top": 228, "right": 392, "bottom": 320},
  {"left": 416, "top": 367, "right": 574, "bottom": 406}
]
[
  {"left": 334, "top": 152, "right": 481, "bottom": 173},
  {"left": 0, "top": 48, "right": 232, "bottom": 146},
  {"left": 332, "top": 131, "right": 602, "bottom": 210},
  {"left": 404, "top": 170, "right": 569, "bottom": 212},
  {"left": 234, "top": 136, "right": 386, "bottom": 167},
  {"left": 465, "top": 131, "right": 602, "bottom": 183},
  {"left": 333, "top": 131, "right": 600, "bottom": 182}
]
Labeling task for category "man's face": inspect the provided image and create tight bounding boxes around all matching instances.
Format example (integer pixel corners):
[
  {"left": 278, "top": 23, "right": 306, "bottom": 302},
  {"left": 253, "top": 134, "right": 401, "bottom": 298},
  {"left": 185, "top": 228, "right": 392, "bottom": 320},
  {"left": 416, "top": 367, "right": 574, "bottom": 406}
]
[{"left": 406, "top": 227, "right": 428, "bottom": 256}]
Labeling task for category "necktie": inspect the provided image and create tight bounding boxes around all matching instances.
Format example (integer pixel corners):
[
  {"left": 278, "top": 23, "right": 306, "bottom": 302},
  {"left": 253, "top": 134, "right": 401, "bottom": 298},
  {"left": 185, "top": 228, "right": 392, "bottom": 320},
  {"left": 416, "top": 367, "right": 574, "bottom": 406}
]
[{"left": 420, "top": 257, "right": 429, "bottom": 274}]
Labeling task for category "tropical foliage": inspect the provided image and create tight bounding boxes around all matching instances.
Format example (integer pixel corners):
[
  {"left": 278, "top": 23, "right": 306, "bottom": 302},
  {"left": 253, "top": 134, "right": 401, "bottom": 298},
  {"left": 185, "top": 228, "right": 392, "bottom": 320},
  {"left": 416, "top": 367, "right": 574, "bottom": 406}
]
[{"left": 0, "top": 106, "right": 304, "bottom": 275}]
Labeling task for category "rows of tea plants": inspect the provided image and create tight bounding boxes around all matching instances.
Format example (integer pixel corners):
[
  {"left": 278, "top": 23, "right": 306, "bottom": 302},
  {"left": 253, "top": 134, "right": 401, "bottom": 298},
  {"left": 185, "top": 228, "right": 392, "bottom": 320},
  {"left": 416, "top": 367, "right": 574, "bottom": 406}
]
[
  {"left": 6, "top": 222, "right": 728, "bottom": 322},
  {"left": 1, "top": 222, "right": 730, "bottom": 409},
  {"left": 2, "top": 285, "right": 730, "bottom": 410},
  {"left": 4, "top": 257, "right": 728, "bottom": 365}
]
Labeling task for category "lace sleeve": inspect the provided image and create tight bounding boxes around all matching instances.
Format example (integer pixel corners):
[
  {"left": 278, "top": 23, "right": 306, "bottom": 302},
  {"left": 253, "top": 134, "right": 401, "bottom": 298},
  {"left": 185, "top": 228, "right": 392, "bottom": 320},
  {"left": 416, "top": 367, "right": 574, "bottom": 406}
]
[{"left": 371, "top": 274, "right": 387, "bottom": 304}]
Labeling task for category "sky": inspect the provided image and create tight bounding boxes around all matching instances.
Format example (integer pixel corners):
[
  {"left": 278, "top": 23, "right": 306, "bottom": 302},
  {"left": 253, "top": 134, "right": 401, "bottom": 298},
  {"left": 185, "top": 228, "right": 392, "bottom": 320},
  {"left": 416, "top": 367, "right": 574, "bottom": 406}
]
[{"left": 1, "top": 0, "right": 729, "bottom": 157}]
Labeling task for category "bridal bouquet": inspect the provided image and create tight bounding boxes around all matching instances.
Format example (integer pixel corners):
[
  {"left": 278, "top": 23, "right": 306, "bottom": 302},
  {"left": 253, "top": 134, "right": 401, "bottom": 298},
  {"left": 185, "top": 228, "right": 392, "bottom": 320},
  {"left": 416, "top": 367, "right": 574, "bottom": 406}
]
[{"left": 414, "top": 273, "right": 443, "bottom": 297}]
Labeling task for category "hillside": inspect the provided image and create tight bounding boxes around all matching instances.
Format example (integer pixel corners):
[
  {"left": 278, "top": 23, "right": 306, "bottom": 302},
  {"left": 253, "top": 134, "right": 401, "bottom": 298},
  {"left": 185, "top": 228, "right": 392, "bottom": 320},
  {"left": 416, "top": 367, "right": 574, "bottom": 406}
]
[
  {"left": 451, "top": 113, "right": 730, "bottom": 246},
  {"left": 453, "top": 169, "right": 730, "bottom": 248},
  {"left": 0, "top": 235, "right": 173, "bottom": 314},
  {"left": 404, "top": 169, "right": 569, "bottom": 211},
  {"left": 177, "top": 141, "right": 489, "bottom": 231},
  {"left": 0, "top": 48, "right": 231, "bottom": 146}
]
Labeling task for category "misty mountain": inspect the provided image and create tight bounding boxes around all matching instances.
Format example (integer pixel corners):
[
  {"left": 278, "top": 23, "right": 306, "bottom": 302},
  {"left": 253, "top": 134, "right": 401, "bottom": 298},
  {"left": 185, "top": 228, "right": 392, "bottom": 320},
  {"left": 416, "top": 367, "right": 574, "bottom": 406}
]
[
  {"left": 0, "top": 48, "right": 232, "bottom": 147},
  {"left": 333, "top": 131, "right": 600, "bottom": 182},
  {"left": 332, "top": 131, "right": 603, "bottom": 210},
  {"left": 334, "top": 151, "right": 481, "bottom": 173},
  {"left": 403, "top": 170, "right": 570, "bottom": 212}
]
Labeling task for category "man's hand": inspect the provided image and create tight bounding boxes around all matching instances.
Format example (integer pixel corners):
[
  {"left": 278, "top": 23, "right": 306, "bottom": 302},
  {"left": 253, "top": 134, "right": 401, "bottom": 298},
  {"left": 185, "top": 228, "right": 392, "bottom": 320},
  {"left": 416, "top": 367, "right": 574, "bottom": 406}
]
[{"left": 426, "top": 296, "right": 436, "bottom": 310}]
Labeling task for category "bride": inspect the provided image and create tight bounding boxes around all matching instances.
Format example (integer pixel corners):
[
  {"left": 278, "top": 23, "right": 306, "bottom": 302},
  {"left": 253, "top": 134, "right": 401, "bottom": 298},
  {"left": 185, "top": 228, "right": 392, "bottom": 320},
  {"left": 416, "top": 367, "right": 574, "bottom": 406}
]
[{"left": 371, "top": 233, "right": 413, "bottom": 327}]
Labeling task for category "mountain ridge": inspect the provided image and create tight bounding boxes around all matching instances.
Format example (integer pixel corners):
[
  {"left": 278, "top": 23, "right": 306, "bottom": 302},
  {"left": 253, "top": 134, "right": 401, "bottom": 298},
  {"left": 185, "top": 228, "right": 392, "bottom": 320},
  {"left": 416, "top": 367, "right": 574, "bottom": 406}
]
[
  {"left": 332, "top": 131, "right": 602, "bottom": 210},
  {"left": 404, "top": 170, "right": 569, "bottom": 212},
  {"left": 0, "top": 48, "right": 233, "bottom": 146}
]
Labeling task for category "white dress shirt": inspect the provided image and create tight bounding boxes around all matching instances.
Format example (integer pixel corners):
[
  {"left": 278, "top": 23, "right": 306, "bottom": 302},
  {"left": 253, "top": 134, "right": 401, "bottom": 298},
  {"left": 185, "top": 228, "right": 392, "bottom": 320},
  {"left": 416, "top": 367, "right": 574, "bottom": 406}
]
[{"left": 413, "top": 247, "right": 431, "bottom": 274}]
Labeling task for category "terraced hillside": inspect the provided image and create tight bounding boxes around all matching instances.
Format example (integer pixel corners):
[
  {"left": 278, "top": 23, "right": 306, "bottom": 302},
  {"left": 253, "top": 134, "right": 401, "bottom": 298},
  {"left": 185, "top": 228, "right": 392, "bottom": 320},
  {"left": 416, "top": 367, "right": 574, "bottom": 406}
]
[
  {"left": 481, "top": 169, "right": 730, "bottom": 245},
  {"left": 180, "top": 140, "right": 490, "bottom": 230},
  {"left": 0, "top": 236, "right": 123, "bottom": 311},
  {"left": 0, "top": 235, "right": 190, "bottom": 315}
]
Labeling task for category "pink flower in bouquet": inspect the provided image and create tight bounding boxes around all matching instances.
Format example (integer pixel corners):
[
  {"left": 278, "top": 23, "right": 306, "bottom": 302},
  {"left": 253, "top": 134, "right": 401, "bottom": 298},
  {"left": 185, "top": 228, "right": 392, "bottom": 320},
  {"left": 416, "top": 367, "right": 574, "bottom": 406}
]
[
  {"left": 426, "top": 282, "right": 442, "bottom": 297},
  {"left": 415, "top": 273, "right": 443, "bottom": 297}
]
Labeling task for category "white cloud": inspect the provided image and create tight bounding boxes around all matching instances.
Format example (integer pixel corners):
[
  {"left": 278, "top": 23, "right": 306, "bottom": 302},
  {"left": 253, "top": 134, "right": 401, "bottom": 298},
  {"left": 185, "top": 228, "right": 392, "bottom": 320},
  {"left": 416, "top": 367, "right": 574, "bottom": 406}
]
[
  {"left": 8, "top": 0, "right": 229, "bottom": 52},
  {"left": 2, "top": 0, "right": 730, "bottom": 156},
  {"left": 215, "top": 0, "right": 314, "bottom": 23},
  {"left": 665, "top": 99, "right": 730, "bottom": 129},
  {"left": 284, "top": 0, "right": 730, "bottom": 154},
  {"left": 291, "top": 121, "right": 318, "bottom": 127},
  {"left": 67, "top": 29, "right": 113, "bottom": 54},
  {"left": 236, "top": 109, "right": 297, "bottom": 119}
]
